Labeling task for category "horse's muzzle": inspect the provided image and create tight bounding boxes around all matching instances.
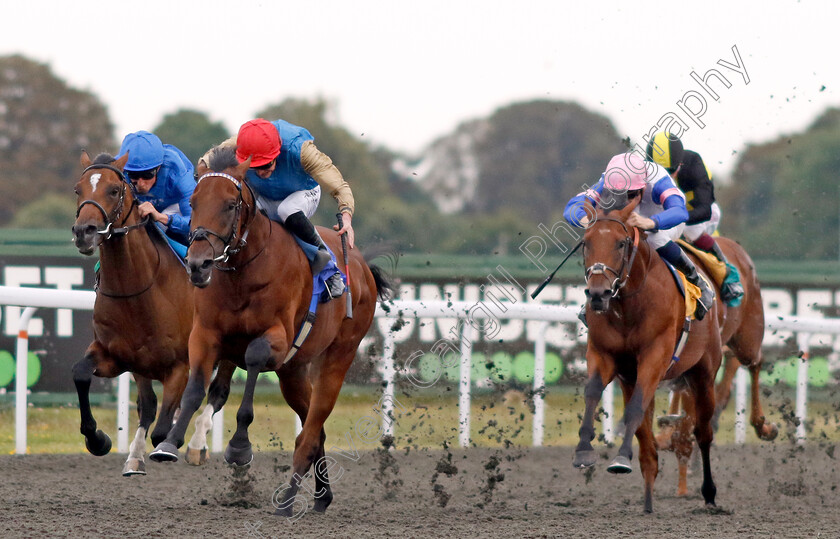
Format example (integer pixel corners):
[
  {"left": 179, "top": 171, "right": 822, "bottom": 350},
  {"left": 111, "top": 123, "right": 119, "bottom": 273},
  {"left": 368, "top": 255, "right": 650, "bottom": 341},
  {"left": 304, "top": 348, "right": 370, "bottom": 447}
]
[
  {"left": 72, "top": 223, "right": 99, "bottom": 256},
  {"left": 187, "top": 257, "right": 214, "bottom": 288},
  {"left": 585, "top": 287, "right": 611, "bottom": 313}
]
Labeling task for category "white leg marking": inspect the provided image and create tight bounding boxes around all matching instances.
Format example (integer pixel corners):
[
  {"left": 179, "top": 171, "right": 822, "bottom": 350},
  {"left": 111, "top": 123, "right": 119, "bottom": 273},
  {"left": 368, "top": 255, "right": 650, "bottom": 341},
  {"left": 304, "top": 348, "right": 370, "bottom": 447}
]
[
  {"left": 188, "top": 404, "right": 215, "bottom": 450},
  {"left": 128, "top": 426, "right": 147, "bottom": 461}
]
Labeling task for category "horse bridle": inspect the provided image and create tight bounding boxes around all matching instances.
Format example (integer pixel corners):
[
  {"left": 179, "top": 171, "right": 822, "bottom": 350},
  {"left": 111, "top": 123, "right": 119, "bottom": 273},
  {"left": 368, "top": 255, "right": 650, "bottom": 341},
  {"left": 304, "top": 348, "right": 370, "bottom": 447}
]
[
  {"left": 584, "top": 217, "right": 641, "bottom": 298},
  {"left": 75, "top": 164, "right": 148, "bottom": 239},
  {"left": 188, "top": 172, "right": 256, "bottom": 267},
  {"left": 76, "top": 163, "right": 159, "bottom": 298}
]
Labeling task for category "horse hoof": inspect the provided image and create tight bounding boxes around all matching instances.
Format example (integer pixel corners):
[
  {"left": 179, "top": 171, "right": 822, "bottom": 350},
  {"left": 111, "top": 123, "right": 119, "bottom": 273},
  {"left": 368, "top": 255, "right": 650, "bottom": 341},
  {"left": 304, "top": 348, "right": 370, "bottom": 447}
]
[
  {"left": 760, "top": 423, "right": 779, "bottom": 441},
  {"left": 572, "top": 449, "right": 597, "bottom": 469},
  {"left": 607, "top": 455, "right": 633, "bottom": 474},
  {"left": 149, "top": 442, "right": 179, "bottom": 463},
  {"left": 313, "top": 497, "right": 332, "bottom": 513},
  {"left": 85, "top": 430, "right": 112, "bottom": 457},
  {"left": 122, "top": 458, "right": 146, "bottom": 476},
  {"left": 185, "top": 447, "right": 209, "bottom": 466},
  {"left": 273, "top": 507, "right": 293, "bottom": 518},
  {"left": 224, "top": 443, "right": 253, "bottom": 467}
]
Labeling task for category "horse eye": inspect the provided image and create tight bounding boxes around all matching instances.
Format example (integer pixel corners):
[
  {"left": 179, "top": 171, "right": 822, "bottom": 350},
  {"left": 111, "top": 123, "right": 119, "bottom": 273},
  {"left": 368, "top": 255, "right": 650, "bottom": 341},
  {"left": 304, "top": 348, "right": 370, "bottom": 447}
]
[
  {"left": 73, "top": 187, "right": 80, "bottom": 195},
  {"left": 110, "top": 187, "right": 120, "bottom": 197},
  {"left": 226, "top": 202, "right": 236, "bottom": 212}
]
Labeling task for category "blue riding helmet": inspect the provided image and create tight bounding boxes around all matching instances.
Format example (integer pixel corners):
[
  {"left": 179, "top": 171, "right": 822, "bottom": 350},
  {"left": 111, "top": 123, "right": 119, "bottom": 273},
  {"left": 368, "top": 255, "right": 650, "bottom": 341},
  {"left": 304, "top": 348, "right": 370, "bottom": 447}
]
[{"left": 117, "top": 131, "right": 165, "bottom": 171}]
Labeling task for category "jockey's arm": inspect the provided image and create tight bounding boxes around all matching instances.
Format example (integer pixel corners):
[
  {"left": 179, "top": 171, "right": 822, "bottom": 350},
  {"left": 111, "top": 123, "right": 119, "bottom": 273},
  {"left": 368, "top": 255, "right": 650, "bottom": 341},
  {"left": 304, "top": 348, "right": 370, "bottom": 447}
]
[
  {"left": 681, "top": 151, "right": 714, "bottom": 224},
  {"left": 166, "top": 172, "right": 195, "bottom": 240},
  {"left": 686, "top": 181, "right": 714, "bottom": 224},
  {"left": 649, "top": 194, "right": 689, "bottom": 231},
  {"left": 301, "top": 141, "right": 356, "bottom": 248},
  {"left": 300, "top": 141, "right": 354, "bottom": 216},
  {"left": 564, "top": 180, "right": 604, "bottom": 228}
]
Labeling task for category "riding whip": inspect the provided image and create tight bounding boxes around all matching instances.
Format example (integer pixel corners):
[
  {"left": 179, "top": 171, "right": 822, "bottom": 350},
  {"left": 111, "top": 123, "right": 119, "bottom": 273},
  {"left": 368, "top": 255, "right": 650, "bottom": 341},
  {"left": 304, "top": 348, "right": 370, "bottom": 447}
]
[
  {"left": 337, "top": 213, "right": 353, "bottom": 319},
  {"left": 530, "top": 240, "right": 583, "bottom": 299}
]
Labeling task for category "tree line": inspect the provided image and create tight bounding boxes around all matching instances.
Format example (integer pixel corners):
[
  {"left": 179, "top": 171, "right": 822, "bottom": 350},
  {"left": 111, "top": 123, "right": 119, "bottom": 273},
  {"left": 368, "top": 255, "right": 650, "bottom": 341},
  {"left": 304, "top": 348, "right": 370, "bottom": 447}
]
[{"left": 1, "top": 54, "right": 838, "bottom": 261}]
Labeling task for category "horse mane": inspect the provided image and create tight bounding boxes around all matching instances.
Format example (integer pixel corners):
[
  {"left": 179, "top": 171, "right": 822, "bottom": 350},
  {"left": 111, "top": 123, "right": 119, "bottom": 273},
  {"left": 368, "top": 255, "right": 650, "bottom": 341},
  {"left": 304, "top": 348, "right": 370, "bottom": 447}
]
[
  {"left": 93, "top": 152, "right": 116, "bottom": 165},
  {"left": 205, "top": 145, "right": 239, "bottom": 172}
]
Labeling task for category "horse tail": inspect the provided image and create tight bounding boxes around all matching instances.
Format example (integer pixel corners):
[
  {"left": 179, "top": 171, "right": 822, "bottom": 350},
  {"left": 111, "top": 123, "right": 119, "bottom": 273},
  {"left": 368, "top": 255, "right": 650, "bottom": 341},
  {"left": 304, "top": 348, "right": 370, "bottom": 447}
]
[{"left": 368, "top": 264, "right": 394, "bottom": 301}]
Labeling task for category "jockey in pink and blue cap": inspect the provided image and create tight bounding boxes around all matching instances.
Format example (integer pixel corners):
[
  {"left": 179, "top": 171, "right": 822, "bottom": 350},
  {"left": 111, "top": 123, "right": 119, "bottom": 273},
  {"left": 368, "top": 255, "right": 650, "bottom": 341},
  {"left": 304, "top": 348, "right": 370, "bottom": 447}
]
[{"left": 564, "top": 152, "right": 715, "bottom": 320}]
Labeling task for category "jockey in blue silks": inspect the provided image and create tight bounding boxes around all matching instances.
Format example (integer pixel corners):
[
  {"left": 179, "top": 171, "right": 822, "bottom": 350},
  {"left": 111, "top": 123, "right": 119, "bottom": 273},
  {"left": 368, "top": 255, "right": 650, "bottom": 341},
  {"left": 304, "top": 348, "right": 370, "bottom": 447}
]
[{"left": 116, "top": 131, "right": 195, "bottom": 258}]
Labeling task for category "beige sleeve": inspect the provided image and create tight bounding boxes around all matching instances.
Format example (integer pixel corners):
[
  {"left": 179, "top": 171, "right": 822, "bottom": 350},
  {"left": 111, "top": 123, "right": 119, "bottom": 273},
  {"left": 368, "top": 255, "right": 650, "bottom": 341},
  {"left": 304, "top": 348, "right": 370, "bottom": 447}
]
[
  {"left": 300, "top": 140, "right": 355, "bottom": 216},
  {"left": 198, "top": 135, "right": 238, "bottom": 168}
]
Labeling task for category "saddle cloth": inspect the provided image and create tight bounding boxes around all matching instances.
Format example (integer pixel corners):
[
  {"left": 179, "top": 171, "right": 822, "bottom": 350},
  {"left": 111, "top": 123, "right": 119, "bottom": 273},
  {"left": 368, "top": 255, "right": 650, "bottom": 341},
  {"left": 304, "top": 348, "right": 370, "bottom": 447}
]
[{"left": 662, "top": 260, "right": 704, "bottom": 320}]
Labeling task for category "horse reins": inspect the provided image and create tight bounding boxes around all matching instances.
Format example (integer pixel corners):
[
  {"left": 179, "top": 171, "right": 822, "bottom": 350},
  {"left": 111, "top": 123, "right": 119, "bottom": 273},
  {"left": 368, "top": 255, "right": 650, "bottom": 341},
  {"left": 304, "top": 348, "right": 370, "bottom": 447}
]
[{"left": 189, "top": 172, "right": 265, "bottom": 271}]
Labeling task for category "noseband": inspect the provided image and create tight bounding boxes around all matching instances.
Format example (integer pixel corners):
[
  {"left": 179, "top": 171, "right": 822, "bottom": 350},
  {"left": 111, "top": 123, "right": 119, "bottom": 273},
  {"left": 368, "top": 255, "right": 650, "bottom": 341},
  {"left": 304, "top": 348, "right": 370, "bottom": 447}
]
[
  {"left": 76, "top": 164, "right": 146, "bottom": 238},
  {"left": 188, "top": 172, "right": 254, "bottom": 266},
  {"left": 584, "top": 217, "right": 640, "bottom": 298}
]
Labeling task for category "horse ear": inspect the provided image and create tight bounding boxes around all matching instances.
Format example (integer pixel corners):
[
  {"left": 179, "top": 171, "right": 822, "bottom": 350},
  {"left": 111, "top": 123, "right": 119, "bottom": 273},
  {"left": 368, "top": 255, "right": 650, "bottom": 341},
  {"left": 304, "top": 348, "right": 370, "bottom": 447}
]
[
  {"left": 195, "top": 159, "right": 209, "bottom": 177},
  {"left": 234, "top": 157, "right": 252, "bottom": 179},
  {"left": 80, "top": 150, "right": 92, "bottom": 168},
  {"left": 617, "top": 192, "right": 642, "bottom": 220},
  {"left": 114, "top": 152, "right": 129, "bottom": 171}
]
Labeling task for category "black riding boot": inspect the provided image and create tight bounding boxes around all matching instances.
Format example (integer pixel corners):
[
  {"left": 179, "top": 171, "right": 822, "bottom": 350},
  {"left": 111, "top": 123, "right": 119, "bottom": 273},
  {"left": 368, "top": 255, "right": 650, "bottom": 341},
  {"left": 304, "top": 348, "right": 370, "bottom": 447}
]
[
  {"left": 709, "top": 241, "right": 744, "bottom": 303},
  {"left": 283, "top": 211, "right": 345, "bottom": 299},
  {"left": 672, "top": 250, "right": 715, "bottom": 321}
]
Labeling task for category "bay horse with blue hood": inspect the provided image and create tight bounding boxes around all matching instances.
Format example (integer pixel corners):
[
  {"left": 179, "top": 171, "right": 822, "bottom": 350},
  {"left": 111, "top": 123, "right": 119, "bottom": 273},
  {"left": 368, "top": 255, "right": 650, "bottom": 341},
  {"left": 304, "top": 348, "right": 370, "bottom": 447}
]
[
  {"left": 72, "top": 151, "right": 236, "bottom": 475},
  {"left": 150, "top": 146, "right": 391, "bottom": 516}
]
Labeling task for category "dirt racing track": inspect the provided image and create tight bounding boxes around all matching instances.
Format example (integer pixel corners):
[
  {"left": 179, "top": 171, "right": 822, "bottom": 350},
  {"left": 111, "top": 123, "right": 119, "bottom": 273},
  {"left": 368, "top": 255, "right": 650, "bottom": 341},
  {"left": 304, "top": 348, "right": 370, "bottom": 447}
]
[{"left": 1, "top": 442, "right": 838, "bottom": 538}]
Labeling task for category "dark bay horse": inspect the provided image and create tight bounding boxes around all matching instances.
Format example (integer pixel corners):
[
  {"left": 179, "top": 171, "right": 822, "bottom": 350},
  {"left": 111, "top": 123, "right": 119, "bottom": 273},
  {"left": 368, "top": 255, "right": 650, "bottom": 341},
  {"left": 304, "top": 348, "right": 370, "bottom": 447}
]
[
  {"left": 72, "top": 151, "right": 232, "bottom": 475},
  {"left": 149, "top": 147, "right": 391, "bottom": 516},
  {"left": 656, "top": 237, "right": 779, "bottom": 495},
  {"left": 572, "top": 196, "right": 721, "bottom": 513}
]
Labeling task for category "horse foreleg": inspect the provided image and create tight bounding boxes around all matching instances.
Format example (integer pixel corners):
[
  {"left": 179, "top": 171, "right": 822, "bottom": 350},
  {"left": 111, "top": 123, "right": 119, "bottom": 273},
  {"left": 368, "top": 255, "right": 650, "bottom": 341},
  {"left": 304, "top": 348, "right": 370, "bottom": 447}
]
[
  {"left": 151, "top": 363, "right": 188, "bottom": 448},
  {"left": 123, "top": 375, "right": 157, "bottom": 476},
  {"left": 150, "top": 334, "right": 216, "bottom": 463},
  {"left": 609, "top": 359, "right": 662, "bottom": 475},
  {"left": 186, "top": 360, "right": 236, "bottom": 465},
  {"left": 635, "top": 404, "right": 659, "bottom": 513},
  {"left": 226, "top": 336, "right": 275, "bottom": 466},
  {"left": 73, "top": 343, "right": 119, "bottom": 456},
  {"left": 573, "top": 366, "right": 612, "bottom": 469}
]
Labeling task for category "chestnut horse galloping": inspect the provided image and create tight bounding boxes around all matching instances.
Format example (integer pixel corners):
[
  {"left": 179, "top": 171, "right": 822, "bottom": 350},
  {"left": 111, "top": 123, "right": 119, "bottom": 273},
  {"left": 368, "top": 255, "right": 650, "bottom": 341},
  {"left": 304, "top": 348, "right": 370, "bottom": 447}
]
[
  {"left": 149, "top": 147, "right": 391, "bottom": 516},
  {"left": 572, "top": 197, "right": 721, "bottom": 513},
  {"left": 656, "top": 236, "right": 778, "bottom": 495},
  {"left": 71, "top": 152, "right": 233, "bottom": 475}
]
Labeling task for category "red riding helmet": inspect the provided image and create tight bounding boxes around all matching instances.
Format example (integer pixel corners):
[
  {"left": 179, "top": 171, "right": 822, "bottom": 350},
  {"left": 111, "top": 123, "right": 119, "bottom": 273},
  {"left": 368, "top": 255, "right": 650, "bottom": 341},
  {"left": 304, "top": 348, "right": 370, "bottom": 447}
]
[{"left": 236, "top": 119, "right": 281, "bottom": 167}]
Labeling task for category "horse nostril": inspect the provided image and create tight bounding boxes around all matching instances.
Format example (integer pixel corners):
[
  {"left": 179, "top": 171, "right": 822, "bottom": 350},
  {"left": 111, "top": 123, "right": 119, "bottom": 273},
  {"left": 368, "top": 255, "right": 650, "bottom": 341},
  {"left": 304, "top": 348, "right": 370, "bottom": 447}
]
[{"left": 201, "top": 259, "right": 213, "bottom": 270}]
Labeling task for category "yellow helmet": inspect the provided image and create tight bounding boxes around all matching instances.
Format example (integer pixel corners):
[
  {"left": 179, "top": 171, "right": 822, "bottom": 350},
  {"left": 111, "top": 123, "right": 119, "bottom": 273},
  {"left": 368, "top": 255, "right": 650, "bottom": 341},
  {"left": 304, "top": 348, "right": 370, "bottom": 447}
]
[{"left": 645, "top": 132, "right": 684, "bottom": 173}]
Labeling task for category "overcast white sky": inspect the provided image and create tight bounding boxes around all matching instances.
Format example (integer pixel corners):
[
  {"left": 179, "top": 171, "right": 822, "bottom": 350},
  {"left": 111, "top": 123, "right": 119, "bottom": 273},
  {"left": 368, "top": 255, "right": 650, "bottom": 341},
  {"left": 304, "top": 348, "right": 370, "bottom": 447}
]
[{"left": 1, "top": 0, "right": 836, "bottom": 179}]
